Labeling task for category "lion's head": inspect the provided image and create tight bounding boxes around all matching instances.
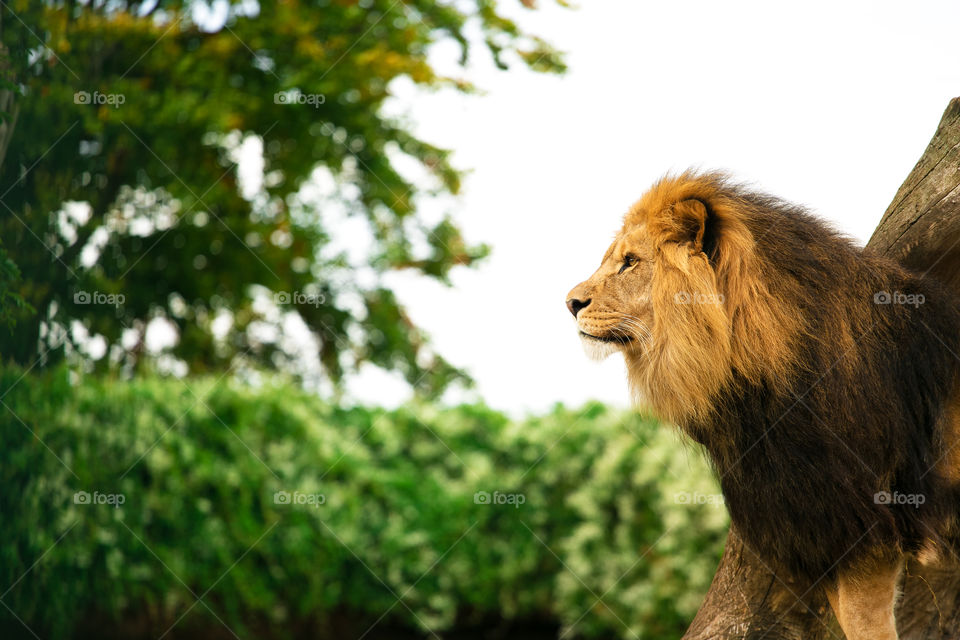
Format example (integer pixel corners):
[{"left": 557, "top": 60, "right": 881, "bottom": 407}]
[
  {"left": 564, "top": 219, "right": 657, "bottom": 362},
  {"left": 566, "top": 172, "right": 803, "bottom": 424}
]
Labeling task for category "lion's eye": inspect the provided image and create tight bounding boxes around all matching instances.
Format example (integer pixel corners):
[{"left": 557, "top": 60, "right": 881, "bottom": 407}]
[{"left": 618, "top": 255, "right": 636, "bottom": 274}]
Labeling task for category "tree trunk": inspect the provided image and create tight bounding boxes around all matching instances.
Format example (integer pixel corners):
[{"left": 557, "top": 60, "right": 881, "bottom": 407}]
[{"left": 682, "top": 97, "right": 960, "bottom": 640}]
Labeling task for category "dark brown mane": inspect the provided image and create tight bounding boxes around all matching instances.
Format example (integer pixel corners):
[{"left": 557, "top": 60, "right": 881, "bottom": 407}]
[{"left": 627, "top": 171, "right": 960, "bottom": 582}]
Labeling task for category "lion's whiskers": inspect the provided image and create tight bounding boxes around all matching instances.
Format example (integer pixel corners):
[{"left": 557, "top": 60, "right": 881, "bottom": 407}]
[{"left": 611, "top": 313, "right": 651, "bottom": 344}]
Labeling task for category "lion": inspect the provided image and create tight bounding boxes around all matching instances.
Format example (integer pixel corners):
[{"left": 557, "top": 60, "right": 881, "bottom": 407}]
[{"left": 566, "top": 171, "right": 960, "bottom": 640}]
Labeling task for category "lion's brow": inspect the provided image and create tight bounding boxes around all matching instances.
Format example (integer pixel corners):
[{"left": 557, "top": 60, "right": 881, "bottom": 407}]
[{"left": 602, "top": 240, "right": 621, "bottom": 263}]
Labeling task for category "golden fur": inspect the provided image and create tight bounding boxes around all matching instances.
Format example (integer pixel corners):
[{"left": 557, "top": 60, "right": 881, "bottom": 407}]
[{"left": 569, "top": 171, "right": 805, "bottom": 424}]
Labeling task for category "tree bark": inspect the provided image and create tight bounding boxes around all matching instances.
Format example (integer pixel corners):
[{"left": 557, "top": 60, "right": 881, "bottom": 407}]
[{"left": 682, "top": 97, "right": 960, "bottom": 640}]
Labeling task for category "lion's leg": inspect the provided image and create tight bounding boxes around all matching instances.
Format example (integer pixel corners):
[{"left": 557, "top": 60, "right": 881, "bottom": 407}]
[{"left": 825, "top": 561, "right": 902, "bottom": 640}]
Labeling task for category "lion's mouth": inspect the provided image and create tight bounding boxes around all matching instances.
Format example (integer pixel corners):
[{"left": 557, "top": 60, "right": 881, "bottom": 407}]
[{"left": 579, "top": 331, "right": 633, "bottom": 345}]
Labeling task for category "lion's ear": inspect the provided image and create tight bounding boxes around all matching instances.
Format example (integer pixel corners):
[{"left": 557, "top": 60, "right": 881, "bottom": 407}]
[{"left": 669, "top": 199, "right": 711, "bottom": 255}]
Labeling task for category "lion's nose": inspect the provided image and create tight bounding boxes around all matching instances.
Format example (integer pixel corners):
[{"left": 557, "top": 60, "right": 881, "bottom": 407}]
[{"left": 566, "top": 298, "right": 591, "bottom": 318}]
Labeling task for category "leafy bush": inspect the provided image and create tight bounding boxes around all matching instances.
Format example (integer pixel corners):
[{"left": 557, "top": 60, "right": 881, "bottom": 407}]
[{"left": 0, "top": 368, "right": 727, "bottom": 639}]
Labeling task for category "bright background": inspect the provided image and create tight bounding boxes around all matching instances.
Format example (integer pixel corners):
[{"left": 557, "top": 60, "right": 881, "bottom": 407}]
[{"left": 357, "top": 0, "right": 960, "bottom": 413}]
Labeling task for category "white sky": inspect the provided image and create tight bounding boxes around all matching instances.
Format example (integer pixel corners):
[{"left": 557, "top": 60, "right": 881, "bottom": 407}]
[{"left": 343, "top": 0, "right": 960, "bottom": 414}]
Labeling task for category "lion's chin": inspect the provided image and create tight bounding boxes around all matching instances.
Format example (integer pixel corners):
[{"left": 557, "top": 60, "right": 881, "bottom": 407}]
[{"left": 579, "top": 333, "right": 623, "bottom": 361}]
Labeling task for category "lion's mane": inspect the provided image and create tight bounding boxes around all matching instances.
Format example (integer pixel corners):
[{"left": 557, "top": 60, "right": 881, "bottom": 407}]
[{"left": 629, "top": 172, "right": 960, "bottom": 581}]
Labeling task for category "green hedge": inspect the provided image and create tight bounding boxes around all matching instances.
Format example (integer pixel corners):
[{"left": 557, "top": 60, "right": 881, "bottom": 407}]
[{"left": 0, "top": 368, "right": 727, "bottom": 639}]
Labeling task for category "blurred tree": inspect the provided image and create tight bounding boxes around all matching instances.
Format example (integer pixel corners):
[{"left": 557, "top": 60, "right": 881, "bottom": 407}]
[
  {"left": 0, "top": 0, "right": 564, "bottom": 396},
  {"left": 0, "top": 23, "right": 28, "bottom": 328}
]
